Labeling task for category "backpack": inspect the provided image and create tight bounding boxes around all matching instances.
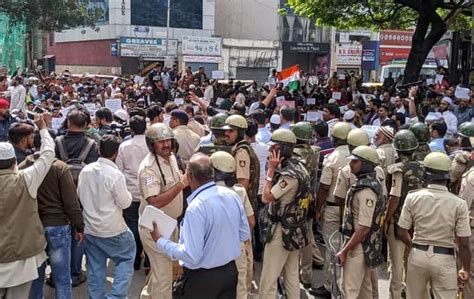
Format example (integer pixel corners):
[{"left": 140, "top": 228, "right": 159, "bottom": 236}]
[{"left": 55, "top": 136, "right": 94, "bottom": 186}]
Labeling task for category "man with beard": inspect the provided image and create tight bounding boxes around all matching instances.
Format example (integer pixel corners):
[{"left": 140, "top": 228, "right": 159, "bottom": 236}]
[
  {"left": 438, "top": 97, "right": 458, "bottom": 137},
  {"left": 8, "top": 123, "right": 35, "bottom": 164},
  {"left": 453, "top": 97, "right": 473, "bottom": 125},
  {"left": 0, "top": 98, "right": 15, "bottom": 142}
]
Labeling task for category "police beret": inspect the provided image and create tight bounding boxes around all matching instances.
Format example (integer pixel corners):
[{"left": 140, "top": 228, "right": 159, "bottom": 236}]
[{"left": 171, "top": 109, "right": 189, "bottom": 123}]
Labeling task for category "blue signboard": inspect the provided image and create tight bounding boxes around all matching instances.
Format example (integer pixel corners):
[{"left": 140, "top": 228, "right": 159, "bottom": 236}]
[
  {"left": 361, "top": 41, "right": 379, "bottom": 70},
  {"left": 110, "top": 42, "right": 118, "bottom": 56}
]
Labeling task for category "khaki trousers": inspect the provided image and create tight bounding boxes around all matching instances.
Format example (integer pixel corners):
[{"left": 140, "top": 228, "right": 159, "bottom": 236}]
[
  {"left": 0, "top": 281, "right": 32, "bottom": 299},
  {"left": 342, "top": 245, "right": 373, "bottom": 299},
  {"left": 387, "top": 221, "right": 407, "bottom": 299},
  {"left": 406, "top": 247, "right": 457, "bottom": 299},
  {"left": 322, "top": 205, "right": 341, "bottom": 290},
  {"left": 139, "top": 227, "right": 178, "bottom": 299},
  {"left": 463, "top": 228, "right": 474, "bottom": 298},
  {"left": 236, "top": 240, "right": 253, "bottom": 299},
  {"left": 300, "top": 219, "right": 324, "bottom": 285},
  {"left": 259, "top": 224, "right": 300, "bottom": 299}
]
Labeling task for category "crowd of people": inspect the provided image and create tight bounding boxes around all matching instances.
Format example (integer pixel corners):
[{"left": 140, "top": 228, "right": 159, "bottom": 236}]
[{"left": 0, "top": 63, "right": 473, "bottom": 299}]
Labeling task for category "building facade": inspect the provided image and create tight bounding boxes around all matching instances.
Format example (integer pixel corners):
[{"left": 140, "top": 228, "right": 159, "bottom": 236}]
[{"left": 47, "top": 0, "right": 217, "bottom": 75}]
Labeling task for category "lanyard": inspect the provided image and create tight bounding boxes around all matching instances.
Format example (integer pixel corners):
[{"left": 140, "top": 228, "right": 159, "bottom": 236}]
[{"left": 187, "top": 183, "right": 216, "bottom": 203}]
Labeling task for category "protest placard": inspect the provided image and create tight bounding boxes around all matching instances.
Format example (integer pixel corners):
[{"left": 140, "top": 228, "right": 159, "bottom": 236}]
[
  {"left": 435, "top": 74, "right": 443, "bottom": 84},
  {"left": 306, "top": 98, "right": 316, "bottom": 105},
  {"left": 105, "top": 99, "right": 122, "bottom": 112},
  {"left": 332, "top": 92, "right": 341, "bottom": 100},
  {"left": 276, "top": 100, "right": 295, "bottom": 108},
  {"left": 84, "top": 103, "right": 98, "bottom": 115},
  {"left": 306, "top": 111, "right": 323, "bottom": 122},
  {"left": 454, "top": 86, "right": 470, "bottom": 100},
  {"left": 174, "top": 98, "right": 184, "bottom": 106},
  {"left": 211, "top": 70, "right": 225, "bottom": 80},
  {"left": 276, "top": 96, "right": 285, "bottom": 102}
]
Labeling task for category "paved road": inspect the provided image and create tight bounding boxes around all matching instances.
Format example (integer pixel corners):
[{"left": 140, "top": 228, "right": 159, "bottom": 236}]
[{"left": 44, "top": 253, "right": 390, "bottom": 298}]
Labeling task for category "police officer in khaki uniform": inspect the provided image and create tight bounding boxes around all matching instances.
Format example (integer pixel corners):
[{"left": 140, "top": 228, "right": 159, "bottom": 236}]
[
  {"left": 138, "top": 123, "right": 188, "bottom": 299},
  {"left": 458, "top": 140, "right": 474, "bottom": 298},
  {"left": 209, "top": 151, "right": 255, "bottom": 299},
  {"left": 384, "top": 130, "right": 423, "bottom": 299},
  {"left": 223, "top": 115, "right": 260, "bottom": 213},
  {"left": 312, "top": 122, "right": 352, "bottom": 298},
  {"left": 259, "top": 129, "right": 310, "bottom": 299},
  {"left": 337, "top": 145, "right": 385, "bottom": 299},
  {"left": 291, "top": 122, "right": 324, "bottom": 289},
  {"left": 450, "top": 122, "right": 473, "bottom": 193},
  {"left": 398, "top": 152, "right": 471, "bottom": 299},
  {"left": 409, "top": 122, "right": 431, "bottom": 161},
  {"left": 333, "top": 128, "right": 386, "bottom": 299},
  {"left": 374, "top": 126, "right": 397, "bottom": 174}
]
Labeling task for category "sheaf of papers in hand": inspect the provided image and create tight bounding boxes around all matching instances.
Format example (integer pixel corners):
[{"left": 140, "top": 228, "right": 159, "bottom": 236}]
[{"left": 139, "top": 205, "right": 177, "bottom": 239}]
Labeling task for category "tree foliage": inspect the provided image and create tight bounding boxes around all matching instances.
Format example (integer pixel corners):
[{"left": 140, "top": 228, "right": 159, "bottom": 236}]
[
  {"left": 284, "top": 0, "right": 473, "bottom": 83},
  {"left": 0, "top": 0, "right": 103, "bottom": 31}
]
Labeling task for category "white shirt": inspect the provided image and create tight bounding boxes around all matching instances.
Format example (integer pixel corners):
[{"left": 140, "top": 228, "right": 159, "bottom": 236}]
[
  {"left": 441, "top": 110, "right": 458, "bottom": 137},
  {"left": 78, "top": 157, "right": 132, "bottom": 238},
  {"left": 116, "top": 135, "right": 149, "bottom": 202},
  {"left": 10, "top": 84, "right": 26, "bottom": 112},
  {"left": 251, "top": 141, "right": 269, "bottom": 195},
  {"left": 173, "top": 125, "right": 201, "bottom": 162},
  {"left": 236, "top": 93, "right": 246, "bottom": 106},
  {"left": 204, "top": 85, "right": 214, "bottom": 103}
]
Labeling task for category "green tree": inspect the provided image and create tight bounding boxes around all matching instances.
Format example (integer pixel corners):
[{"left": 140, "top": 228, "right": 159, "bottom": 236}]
[
  {"left": 0, "top": 0, "right": 102, "bottom": 31},
  {"left": 0, "top": 0, "right": 103, "bottom": 68},
  {"left": 285, "top": 0, "right": 472, "bottom": 83}
]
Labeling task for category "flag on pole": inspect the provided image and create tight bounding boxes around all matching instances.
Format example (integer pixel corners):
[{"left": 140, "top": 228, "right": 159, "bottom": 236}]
[{"left": 277, "top": 65, "right": 301, "bottom": 91}]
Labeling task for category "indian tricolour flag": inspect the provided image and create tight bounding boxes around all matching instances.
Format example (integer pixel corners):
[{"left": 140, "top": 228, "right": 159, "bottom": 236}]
[{"left": 277, "top": 65, "right": 301, "bottom": 91}]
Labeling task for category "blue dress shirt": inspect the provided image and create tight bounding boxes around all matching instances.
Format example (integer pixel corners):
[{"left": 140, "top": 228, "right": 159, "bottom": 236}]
[
  {"left": 157, "top": 181, "right": 250, "bottom": 269},
  {"left": 256, "top": 126, "right": 272, "bottom": 144}
]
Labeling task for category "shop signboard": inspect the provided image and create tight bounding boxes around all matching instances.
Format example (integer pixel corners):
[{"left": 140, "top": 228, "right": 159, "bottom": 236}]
[
  {"left": 119, "top": 37, "right": 178, "bottom": 58},
  {"left": 182, "top": 36, "right": 222, "bottom": 56},
  {"left": 336, "top": 43, "right": 362, "bottom": 65}
]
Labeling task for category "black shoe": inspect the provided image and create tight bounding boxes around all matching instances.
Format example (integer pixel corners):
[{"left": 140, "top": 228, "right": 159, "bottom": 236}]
[
  {"left": 302, "top": 282, "right": 312, "bottom": 289},
  {"left": 71, "top": 273, "right": 87, "bottom": 287},
  {"left": 309, "top": 286, "right": 331, "bottom": 298}
]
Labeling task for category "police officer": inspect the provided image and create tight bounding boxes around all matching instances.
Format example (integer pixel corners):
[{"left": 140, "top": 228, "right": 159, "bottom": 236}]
[
  {"left": 196, "top": 113, "right": 230, "bottom": 154},
  {"left": 138, "top": 123, "right": 188, "bottom": 299},
  {"left": 409, "top": 122, "right": 431, "bottom": 161},
  {"left": 450, "top": 122, "right": 474, "bottom": 193},
  {"left": 374, "top": 126, "right": 397, "bottom": 173},
  {"left": 458, "top": 142, "right": 474, "bottom": 298},
  {"left": 398, "top": 152, "right": 471, "bottom": 299},
  {"left": 209, "top": 151, "right": 255, "bottom": 299},
  {"left": 312, "top": 122, "right": 351, "bottom": 298},
  {"left": 259, "top": 129, "right": 310, "bottom": 299},
  {"left": 337, "top": 145, "right": 385, "bottom": 299},
  {"left": 222, "top": 115, "right": 260, "bottom": 213},
  {"left": 384, "top": 130, "right": 423, "bottom": 299},
  {"left": 291, "top": 122, "right": 324, "bottom": 289},
  {"left": 332, "top": 128, "right": 386, "bottom": 299}
]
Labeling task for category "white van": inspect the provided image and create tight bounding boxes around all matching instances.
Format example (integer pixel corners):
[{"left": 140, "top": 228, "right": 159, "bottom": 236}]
[{"left": 380, "top": 64, "right": 437, "bottom": 82}]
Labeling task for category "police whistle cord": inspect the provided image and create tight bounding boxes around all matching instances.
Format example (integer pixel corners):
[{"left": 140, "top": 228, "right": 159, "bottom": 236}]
[{"left": 328, "top": 230, "right": 344, "bottom": 299}]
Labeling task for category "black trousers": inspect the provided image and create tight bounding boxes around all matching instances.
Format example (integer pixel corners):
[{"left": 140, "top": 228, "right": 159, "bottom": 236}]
[
  {"left": 122, "top": 201, "right": 143, "bottom": 268},
  {"left": 178, "top": 261, "right": 238, "bottom": 299}
]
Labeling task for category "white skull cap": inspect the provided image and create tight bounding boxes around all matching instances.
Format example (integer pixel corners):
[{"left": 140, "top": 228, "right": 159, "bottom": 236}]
[{"left": 0, "top": 142, "right": 15, "bottom": 160}]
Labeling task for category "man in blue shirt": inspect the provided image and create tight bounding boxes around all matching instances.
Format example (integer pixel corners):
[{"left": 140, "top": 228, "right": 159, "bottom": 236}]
[
  {"left": 151, "top": 153, "right": 250, "bottom": 298},
  {"left": 428, "top": 120, "right": 448, "bottom": 153}
]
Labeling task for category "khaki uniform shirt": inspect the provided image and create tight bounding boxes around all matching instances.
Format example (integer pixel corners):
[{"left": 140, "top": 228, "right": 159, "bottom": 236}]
[
  {"left": 270, "top": 176, "right": 298, "bottom": 214},
  {"left": 398, "top": 184, "right": 471, "bottom": 248},
  {"left": 389, "top": 172, "right": 403, "bottom": 198},
  {"left": 173, "top": 125, "right": 201, "bottom": 162},
  {"left": 138, "top": 153, "right": 183, "bottom": 219},
  {"left": 320, "top": 145, "right": 350, "bottom": 203},
  {"left": 235, "top": 148, "right": 251, "bottom": 181},
  {"left": 333, "top": 165, "right": 387, "bottom": 200},
  {"left": 376, "top": 143, "right": 398, "bottom": 172},
  {"left": 459, "top": 168, "right": 474, "bottom": 227},
  {"left": 350, "top": 188, "right": 378, "bottom": 231},
  {"left": 450, "top": 151, "right": 470, "bottom": 184}
]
